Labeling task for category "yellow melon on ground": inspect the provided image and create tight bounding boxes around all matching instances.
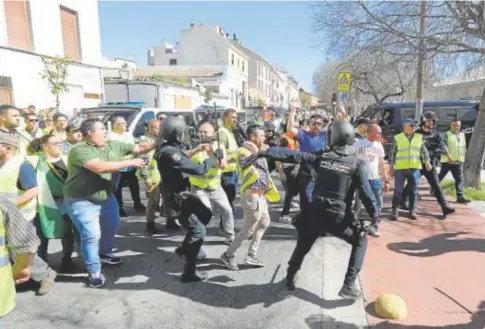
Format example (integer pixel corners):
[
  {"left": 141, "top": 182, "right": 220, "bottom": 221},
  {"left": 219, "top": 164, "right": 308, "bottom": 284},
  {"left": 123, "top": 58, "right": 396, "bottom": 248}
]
[{"left": 375, "top": 294, "right": 408, "bottom": 320}]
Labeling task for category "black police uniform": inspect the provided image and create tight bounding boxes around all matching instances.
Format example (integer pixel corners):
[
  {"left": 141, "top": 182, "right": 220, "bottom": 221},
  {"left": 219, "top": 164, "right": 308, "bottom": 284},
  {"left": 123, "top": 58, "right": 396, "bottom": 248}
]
[
  {"left": 402, "top": 113, "right": 455, "bottom": 218},
  {"left": 260, "top": 121, "right": 378, "bottom": 299},
  {"left": 155, "top": 117, "right": 222, "bottom": 282}
]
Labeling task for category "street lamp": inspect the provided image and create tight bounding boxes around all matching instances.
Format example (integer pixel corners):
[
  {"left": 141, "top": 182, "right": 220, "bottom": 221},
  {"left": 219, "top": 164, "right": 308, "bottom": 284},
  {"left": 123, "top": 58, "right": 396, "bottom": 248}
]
[{"left": 118, "top": 69, "right": 134, "bottom": 100}]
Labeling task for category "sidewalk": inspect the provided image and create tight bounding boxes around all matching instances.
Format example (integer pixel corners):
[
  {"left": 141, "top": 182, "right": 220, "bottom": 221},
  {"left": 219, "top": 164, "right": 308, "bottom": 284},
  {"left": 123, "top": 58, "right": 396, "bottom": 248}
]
[{"left": 361, "top": 187, "right": 485, "bottom": 328}]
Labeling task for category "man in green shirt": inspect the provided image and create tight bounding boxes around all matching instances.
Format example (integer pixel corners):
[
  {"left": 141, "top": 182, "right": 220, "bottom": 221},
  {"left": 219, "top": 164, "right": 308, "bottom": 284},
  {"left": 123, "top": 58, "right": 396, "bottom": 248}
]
[{"left": 64, "top": 118, "right": 155, "bottom": 288}]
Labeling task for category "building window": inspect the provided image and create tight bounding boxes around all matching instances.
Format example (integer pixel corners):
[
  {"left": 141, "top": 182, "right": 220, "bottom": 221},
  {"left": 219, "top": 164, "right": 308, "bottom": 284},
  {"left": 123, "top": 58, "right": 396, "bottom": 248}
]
[
  {"left": 242, "top": 61, "right": 245, "bottom": 72},
  {"left": 0, "top": 76, "right": 14, "bottom": 105},
  {"left": 231, "top": 54, "right": 234, "bottom": 65},
  {"left": 4, "top": 0, "right": 33, "bottom": 50},
  {"left": 60, "top": 6, "right": 81, "bottom": 60},
  {"left": 237, "top": 58, "right": 240, "bottom": 68},
  {"left": 169, "top": 59, "right": 177, "bottom": 66}
]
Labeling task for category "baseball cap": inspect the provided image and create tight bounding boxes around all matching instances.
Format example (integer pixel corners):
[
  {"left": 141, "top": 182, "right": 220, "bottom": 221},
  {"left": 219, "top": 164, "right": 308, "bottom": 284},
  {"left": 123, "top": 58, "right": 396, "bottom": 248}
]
[
  {"left": 0, "top": 132, "right": 20, "bottom": 148},
  {"left": 66, "top": 122, "right": 81, "bottom": 133},
  {"left": 402, "top": 118, "right": 417, "bottom": 126}
]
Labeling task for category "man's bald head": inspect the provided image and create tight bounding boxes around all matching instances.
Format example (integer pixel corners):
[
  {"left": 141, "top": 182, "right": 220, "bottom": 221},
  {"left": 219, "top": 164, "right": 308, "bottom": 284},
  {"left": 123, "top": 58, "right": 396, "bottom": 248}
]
[
  {"left": 366, "top": 124, "right": 381, "bottom": 141},
  {"left": 148, "top": 118, "right": 160, "bottom": 136},
  {"left": 199, "top": 122, "right": 215, "bottom": 138}
]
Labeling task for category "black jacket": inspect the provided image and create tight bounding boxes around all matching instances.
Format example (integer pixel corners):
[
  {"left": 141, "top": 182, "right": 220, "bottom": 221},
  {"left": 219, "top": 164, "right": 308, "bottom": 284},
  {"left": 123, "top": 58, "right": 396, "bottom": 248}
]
[{"left": 415, "top": 128, "right": 447, "bottom": 164}]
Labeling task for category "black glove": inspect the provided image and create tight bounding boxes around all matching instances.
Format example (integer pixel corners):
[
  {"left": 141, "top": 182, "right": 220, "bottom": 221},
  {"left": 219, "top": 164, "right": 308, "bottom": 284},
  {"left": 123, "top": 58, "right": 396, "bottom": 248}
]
[{"left": 214, "top": 149, "right": 224, "bottom": 160}]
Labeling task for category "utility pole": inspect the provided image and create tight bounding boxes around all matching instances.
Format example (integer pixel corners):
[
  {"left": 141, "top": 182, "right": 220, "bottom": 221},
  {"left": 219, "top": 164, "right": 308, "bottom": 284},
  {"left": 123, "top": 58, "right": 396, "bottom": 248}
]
[{"left": 415, "top": 0, "right": 427, "bottom": 120}]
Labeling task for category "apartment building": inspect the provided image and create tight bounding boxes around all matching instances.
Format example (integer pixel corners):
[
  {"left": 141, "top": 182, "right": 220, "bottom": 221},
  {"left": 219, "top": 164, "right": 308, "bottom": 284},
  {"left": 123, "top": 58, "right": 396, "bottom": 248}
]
[
  {"left": 0, "top": 0, "right": 103, "bottom": 115},
  {"left": 146, "top": 24, "right": 248, "bottom": 109}
]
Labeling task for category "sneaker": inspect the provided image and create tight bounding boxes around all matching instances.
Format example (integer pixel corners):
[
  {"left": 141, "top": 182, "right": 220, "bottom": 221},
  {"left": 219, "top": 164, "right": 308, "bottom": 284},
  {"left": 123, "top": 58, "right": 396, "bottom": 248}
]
[
  {"left": 37, "top": 270, "right": 56, "bottom": 296},
  {"left": 338, "top": 284, "right": 362, "bottom": 299},
  {"left": 88, "top": 272, "right": 106, "bottom": 288},
  {"left": 369, "top": 226, "right": 380, "bottom": 238},
  {"left": 278, "top": 215, "right": 292, "bottom": 224},
  {"left": 286, "top": 274, "right": 296, "bottom": 291},
  {"left": 244, "top": 255, "right": 265, "bottom": 267},
  {"left": 223, "top": 236, "right": 234, "bottom": 245},
  {"left": 408, "top": 212, "right": 417, "bottom": 220},
  {"left": 99, "top": 254, "right": 123, "bottom": 265},
  {"left": 220, "top": 252, "right": 239, "bottom": 271}
]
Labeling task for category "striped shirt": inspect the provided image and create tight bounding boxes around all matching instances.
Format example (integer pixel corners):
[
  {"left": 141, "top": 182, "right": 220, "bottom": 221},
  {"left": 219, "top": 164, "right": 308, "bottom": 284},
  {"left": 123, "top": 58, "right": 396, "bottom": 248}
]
[{"left": 0, "top": 197, "right": 40, "bottom": 259}]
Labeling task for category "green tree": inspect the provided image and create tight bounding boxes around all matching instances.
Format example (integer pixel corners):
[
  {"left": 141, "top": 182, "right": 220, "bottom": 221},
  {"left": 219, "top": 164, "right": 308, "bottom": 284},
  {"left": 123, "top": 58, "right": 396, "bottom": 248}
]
[
  {"left": 204, "top": 87, "right": 213, "bottom": 104},
  {"left": 257, "top": 98, "right": 266, "bottom": 107},
  {"left": 40, "top": 55, "right": 70, "bottom": 111},
  {"left": 300, "top": 92, "right": 311, "bottom": 107}
]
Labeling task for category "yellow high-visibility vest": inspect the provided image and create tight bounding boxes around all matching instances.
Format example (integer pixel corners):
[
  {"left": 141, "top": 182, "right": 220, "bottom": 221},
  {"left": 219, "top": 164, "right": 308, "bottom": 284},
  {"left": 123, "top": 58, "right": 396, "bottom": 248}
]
[
  {"left": 0, "top": 156, "right": 37, "bottom": 221},
  {"left": 234, "top": 147, "right": 280, "bottom": 202},
  {"left": 218, "top": 126, "right": 238, "bottom": 173},
  {"left": 441, "top": 131, "right": 466, "bottom": 163},
  {"left": 394, "top": 132, "right": 423, "bottom": 170},
  {"left": 0, "top": 211, "right": 15, "bottom": 317},
  {"left": 189, "top": 145, "right": 222, "bottom": 190}
]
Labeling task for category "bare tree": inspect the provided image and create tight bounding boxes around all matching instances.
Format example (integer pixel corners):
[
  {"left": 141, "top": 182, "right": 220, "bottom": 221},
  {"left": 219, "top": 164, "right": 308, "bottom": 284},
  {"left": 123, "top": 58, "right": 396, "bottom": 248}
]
[{"left": 311, "top": 0, "right": 485, "bottom": 187}]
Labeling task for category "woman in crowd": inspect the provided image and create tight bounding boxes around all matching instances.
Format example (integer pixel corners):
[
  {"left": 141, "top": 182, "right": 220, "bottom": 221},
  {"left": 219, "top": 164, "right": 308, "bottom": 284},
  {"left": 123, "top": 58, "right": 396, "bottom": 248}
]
[{"left": 28, "top": 133, "right": 79, "bottom": 273}]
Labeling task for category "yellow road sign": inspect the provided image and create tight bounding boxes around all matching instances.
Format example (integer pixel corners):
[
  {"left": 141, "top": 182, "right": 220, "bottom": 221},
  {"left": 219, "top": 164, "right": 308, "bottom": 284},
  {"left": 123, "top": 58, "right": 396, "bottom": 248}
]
[{"left": 337, "top": 72, "right": 352, "bottom": 92}]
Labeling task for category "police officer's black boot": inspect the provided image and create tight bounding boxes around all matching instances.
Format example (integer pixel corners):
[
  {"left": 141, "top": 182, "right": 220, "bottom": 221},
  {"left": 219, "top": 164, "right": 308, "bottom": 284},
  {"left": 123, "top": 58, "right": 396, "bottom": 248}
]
[
  {"left": 180, "top": 240, "right": 207, "bottom": 283},
  {"left": 285, "top": 269, "right": 296, "bottom": 291},
  {"left": 166, "top": 218, "right": 182, "bottom": 230}
]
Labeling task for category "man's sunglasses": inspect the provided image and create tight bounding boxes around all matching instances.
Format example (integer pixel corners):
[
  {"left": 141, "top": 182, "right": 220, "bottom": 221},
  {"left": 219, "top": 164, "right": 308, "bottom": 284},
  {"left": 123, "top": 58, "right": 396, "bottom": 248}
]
[
  {"left": 310, "top": 121, "right": 323, "bottom": 126},
  {"left": 28, "top": 119, "right": 39, "bottom": 122}
]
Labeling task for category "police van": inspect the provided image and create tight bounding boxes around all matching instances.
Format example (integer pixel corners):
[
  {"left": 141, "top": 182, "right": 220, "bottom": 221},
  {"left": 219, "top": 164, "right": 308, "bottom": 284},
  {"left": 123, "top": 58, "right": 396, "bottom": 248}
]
[
  {"left": 78, "top": 102, "right": 198, "bottom": 138},
  {"left": 357, "top": 100, "right": 478, "bottom": 156}
]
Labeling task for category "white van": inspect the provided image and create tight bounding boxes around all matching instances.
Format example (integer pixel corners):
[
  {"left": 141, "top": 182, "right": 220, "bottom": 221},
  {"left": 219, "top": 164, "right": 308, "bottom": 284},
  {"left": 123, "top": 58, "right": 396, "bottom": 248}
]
[{"left": 79, "top": 103, "right": 197, "bottom": 139}]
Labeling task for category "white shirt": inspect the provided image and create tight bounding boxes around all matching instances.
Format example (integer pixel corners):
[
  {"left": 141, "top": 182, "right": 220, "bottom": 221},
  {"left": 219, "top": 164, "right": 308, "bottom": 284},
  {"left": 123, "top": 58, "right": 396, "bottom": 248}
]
[{"left": 355, "top": 138, "right": 385, "bottom": 180}]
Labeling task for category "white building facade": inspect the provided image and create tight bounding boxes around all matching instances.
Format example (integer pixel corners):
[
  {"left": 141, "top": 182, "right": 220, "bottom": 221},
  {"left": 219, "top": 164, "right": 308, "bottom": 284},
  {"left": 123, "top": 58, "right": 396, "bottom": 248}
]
[
  {"left": 0, "top": 0, "right": 103, "bottom": 115},
  {"left": 146, "top": 24, "right": 248, "bottom": 109}
]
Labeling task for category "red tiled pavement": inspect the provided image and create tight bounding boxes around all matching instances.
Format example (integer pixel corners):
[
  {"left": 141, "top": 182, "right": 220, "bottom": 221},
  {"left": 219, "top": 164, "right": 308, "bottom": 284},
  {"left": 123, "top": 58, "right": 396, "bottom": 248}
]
[{"left": 361, "top": 189, "right": 485, "bottom": 328}]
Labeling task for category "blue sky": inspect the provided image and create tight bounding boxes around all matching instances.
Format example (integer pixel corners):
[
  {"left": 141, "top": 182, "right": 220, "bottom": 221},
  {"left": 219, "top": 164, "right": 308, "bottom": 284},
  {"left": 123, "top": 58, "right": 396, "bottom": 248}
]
[{"left": 98, "top": 1, "right": 324, "bottom": 91}]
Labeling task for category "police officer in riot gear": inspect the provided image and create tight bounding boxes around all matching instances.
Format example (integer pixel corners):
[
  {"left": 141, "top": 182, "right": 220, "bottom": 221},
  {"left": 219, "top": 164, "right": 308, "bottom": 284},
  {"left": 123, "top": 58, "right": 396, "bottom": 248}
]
[
  {"left": 155, "top": 116, "right": 224, "bottom": 282},
  {"left": 402, "top": 111, "right": 455, "bottom": 218},
  {"left": 258, "top": 120, "right": 378, "bottom": 299}
]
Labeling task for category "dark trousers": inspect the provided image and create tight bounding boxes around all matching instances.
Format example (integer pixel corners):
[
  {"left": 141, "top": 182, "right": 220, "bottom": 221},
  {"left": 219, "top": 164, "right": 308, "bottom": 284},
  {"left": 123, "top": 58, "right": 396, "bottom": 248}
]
[
  {"left": 281, "top": 166, "right": 298, "bottom": 216},
  {"left": 297, "top": 172, "right": 313, "bottom": 210},
  {"left": 393, "top": 169, "right": 420, "bottom": 211},
  {"left": 287, "top": 219, "right": 367, "bottom": 286},
  {"left": 438, "top": 162, "right": 465, "bottom": 199},
  {"left": 403, "top": 166, "right": 448, "bottom": 210},
  {"left": 34, "top": 214, "right": 75, "bottom": 262},
  {"left": 115, "top": 169, "right": 142, "bottom": 208},
  {"left": 177, "top": 194, "right": 212, "bottom": 267},
  {"left": 221, "top": 171, "right": 238, "bottom": 230}
]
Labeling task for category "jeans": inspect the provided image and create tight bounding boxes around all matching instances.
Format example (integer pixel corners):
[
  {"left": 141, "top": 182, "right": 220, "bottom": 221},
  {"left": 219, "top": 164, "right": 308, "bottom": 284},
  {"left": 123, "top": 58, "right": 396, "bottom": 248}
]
[
  {"left": 393, "top": 169, "right": 421, "bottom": 211},
  {"left": 438, "top": 162, "right": 465, "bottom": 199},
  {"left": 115, "top": 170, "right": 142, "bottom": 208},
  {"left": 403, "top": 166, "right": 448, "bottom": 209},
  {"left": 65, "top": 195, "right": 120, "bottom": 274},
  {"left": 354, "top": 179, "right": 383, "bottom": 224}
]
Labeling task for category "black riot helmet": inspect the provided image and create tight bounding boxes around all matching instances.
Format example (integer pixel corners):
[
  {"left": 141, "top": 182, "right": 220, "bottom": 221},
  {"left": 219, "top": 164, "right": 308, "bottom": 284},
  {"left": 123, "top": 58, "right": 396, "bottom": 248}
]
[
  {"left": 421, "top": 111, "right": 438, "bottom": 126},
  {"left": 326, "top": 120, "right": 355, "bottom": 149},
  {"left": 157, "top": 116, "right": 190, "bottom": 146},
  {"left": 264, "top": 121, "right": 276, "bottom": 132}
]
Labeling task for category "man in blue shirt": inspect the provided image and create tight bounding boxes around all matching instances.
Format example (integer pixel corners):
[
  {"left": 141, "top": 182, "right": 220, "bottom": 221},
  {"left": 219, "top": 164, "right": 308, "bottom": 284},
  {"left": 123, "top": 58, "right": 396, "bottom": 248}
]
[{"left": 287, "top": 107, "right": 327, "bottom": 209}]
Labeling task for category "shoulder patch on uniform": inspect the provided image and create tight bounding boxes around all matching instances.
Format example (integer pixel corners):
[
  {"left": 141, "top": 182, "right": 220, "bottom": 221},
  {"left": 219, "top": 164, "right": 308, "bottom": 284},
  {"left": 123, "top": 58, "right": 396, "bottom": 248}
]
[{"left": 172, "top": 153, "right": 181, "bottom": 161}]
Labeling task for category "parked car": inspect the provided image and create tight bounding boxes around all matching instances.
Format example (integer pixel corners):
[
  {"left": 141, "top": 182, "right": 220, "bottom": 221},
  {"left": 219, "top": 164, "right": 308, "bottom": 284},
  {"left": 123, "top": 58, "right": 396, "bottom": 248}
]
[
  {"left": 79, "top": 103, "right": 197, "bottom": 139},
  {"left": 357, "top": 100, "right": 479, "bottom": 156}
]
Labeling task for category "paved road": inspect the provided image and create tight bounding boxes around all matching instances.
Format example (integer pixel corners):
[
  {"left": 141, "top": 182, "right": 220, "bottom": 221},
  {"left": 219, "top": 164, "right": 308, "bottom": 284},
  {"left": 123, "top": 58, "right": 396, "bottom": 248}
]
[{"left": 4, "top": 182, "right": 368, "bottom": 329}]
